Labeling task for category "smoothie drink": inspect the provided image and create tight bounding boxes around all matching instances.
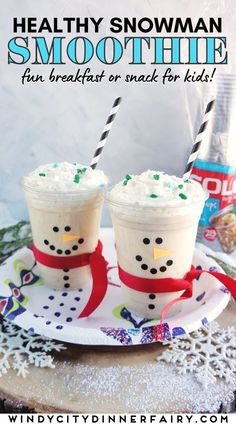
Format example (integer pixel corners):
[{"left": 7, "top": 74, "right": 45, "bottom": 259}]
[
  {"left": 108, "top": 171, "right": 206, "bottom": 318},
  {"left": 23, "top": 162, "right": 108, "bottom": 290}
]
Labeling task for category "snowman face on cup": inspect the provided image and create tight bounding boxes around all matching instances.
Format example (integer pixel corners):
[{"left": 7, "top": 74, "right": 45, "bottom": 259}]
[
  {"left": 135, "top": 236, "right": 174, "bottom": 275},
  {"left": 43, "top": 225, "right": 85, "bottom": 256}
]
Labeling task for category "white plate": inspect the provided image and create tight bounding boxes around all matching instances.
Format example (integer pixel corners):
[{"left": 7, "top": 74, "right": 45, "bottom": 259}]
[{"left": 0, "top": 229, "right": 230, "bottom": 345}]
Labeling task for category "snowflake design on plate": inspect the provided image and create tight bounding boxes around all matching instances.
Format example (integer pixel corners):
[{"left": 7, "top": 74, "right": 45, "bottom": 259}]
[
  {"left": 157, "top": 321, "right": 236, "bottom": 389},
  {"left": 0, "top": 319, "right": 66, "bottom": 377}
]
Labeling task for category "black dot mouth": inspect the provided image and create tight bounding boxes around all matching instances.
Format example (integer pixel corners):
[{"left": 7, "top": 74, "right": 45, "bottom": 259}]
[
  {"left": 139, "top": 261, "right": 173, "bottom": 274},
  {"left": 135, "top": 255, "right": 142, "bottom": 262},
  {"left": 140, "top": 264, "right": 158, "bottom": 274},
  {"left": 43, "top": 236, "right": 86, "bottom": 255},
  {"left": 160, "top": 266, "right": 167, "bottom": 272}
]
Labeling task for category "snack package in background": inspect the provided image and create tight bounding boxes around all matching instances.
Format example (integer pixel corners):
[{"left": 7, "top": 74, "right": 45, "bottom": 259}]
[
  {"left": 191, "top": 160, "right": 236, "bottom": 253},
  {"left": 187, "top": 74, "right": 236, "bottom": 255},
  {"left": 211, "top": 204, "right": 236, "bottom": 253}
]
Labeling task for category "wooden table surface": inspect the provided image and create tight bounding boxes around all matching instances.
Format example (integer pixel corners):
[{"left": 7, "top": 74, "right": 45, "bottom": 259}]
[{"left": 0, "top": 301, "right": 235, "bottom": 414}]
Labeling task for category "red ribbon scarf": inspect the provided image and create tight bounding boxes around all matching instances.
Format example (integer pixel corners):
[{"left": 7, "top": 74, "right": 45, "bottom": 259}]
[
  {"left": 31, "top": 241, "right": 108, "bottom": 318},
  {"left": 118, "top": 265, "right": 236, "bottom": 326}
]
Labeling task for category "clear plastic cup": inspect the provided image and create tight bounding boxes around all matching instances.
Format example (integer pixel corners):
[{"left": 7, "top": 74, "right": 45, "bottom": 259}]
[
  {"left": 23, "top": 183, "right": 105, "bottom": 290},
  {"left": 107, "top": 193, "right": 206, "bottom": 318}
]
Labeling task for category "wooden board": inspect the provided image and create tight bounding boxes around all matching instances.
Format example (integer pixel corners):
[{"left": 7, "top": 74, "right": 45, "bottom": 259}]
[{"left": 0, "top": 302, "right": 235, "bottom": 414}]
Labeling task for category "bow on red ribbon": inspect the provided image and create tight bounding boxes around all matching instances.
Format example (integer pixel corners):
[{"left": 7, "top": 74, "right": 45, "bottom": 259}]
[
  {"left": 31, "top": 241, "right": 108, "bottom": 318},
  {"left": 118, "top": 265, "right": 236, "bottom": 326}
]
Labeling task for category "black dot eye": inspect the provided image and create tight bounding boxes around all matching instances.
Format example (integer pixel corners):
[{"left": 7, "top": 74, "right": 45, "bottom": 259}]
[
  {"left": 166, "top": 260, "right": 173, "bottom": 266},
  {"left": 143, "top": 238, "right": 150, "bottom": 245},
  {"left": 160, "top": 266, "right": 167, "bottom": 272},
  {"left": 72, "top": 245, "right": 78, "bottom": 251},
  {"left": 65, "top": 226, "right": 71, "bottom": 232},
  {"left": 155, "top": 238, "right": 163, "bottom": 244},
  {"left": 78, "top": 238, "right": 84, "bottom": 244},
  {"left": 136, "top": 255, "right": 142, "bottom": 262},
  {"left": 53, "top": 226, "right": 59, "bottom": 232},
  {"left": 141, "top": 264, "right": 148, "bottom": 270},
  {"left": 150, "top": 268, "right": 157, "bottom": 274},
  {"left": 44, "top": 240, "right": 49, "bottom": 245}
]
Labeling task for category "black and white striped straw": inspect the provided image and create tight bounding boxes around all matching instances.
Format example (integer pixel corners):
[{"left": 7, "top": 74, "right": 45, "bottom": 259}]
[
  {"left": 90, "top": 97, "right": 122, "bottom": 169},
  {"left": 183, "top": 98, "right": 216, "bottom": 181}
]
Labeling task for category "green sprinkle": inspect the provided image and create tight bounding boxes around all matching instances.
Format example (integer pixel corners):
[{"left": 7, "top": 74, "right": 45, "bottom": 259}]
[
  {"left": 123, "top": 174, "right": 132, "bottom": 186},
  {"left": 74, "top": 174, "right": 80, "bottom": 184},
  {"left": 178, "top": 184, "right": 184, "bottom": 189},
  {"left": 184, "top": 179, "right": 192, "bottom": 183},
  {"left": 153, "top": 174, "right": 160, "bottom": 180},
  {"left": 39, "top": 173, "right": 46, "bottom": 177},
  {"left": 179, "top": 193, "right": 188, "bottom": 200},
  {"left": 53, "top": 163, "right": 59, "bottom": 168},
  {"left": 150, "top": 194, "right": 158, "bottom": 198},
  {"left": 77, "top": 167, "right": 87, "bottom": 174}
]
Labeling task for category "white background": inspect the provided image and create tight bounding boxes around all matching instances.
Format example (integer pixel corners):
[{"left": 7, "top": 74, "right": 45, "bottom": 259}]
[{"left": 0, "top": 0, "right": 235, "bottom": 226}]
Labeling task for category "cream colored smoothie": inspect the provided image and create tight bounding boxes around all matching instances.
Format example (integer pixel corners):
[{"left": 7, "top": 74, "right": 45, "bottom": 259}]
[
  {"left": 23, "top": 162, "right": 108, "bottom": 290},
  {"left": 108, "top": 171, "right": 206, "bottom": 319}
]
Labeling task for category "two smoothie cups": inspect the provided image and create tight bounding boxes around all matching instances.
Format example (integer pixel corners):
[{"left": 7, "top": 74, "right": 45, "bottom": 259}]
[{"left": 23, "top": 165, "right": 206, "bottom": 319}]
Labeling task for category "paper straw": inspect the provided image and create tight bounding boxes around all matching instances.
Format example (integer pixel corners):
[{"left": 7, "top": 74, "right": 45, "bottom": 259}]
[
  {"left": 183, "top": 98, "right": 216, "bottom": 181},
  {"left": 90, "top": 97, "right": 122, "bottom": 169}
]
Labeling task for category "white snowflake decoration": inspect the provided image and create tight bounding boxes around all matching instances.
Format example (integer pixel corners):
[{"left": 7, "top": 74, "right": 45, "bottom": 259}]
[
  {"left": 0, "top": 319, "right": 66, "bottom": 378},
  {"left": 157, "top": 321, "right": 236, "bottom": 389}
]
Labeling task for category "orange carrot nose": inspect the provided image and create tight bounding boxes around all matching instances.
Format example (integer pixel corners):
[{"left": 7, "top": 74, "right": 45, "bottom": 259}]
[
  {"left": 62, "top": 234, "right": 80, "bottom": 242},
  {"left": 153, "top": 247, "right": 173, "bottom": 260}
]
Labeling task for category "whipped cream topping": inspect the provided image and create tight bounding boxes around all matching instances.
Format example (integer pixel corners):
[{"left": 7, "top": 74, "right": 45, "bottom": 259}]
[
  {"left": 24, "top": 162, "right": 108, "bottom": 192},
  {"left": 109, "top": 170, "right": 206, "bottom": 207}
]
